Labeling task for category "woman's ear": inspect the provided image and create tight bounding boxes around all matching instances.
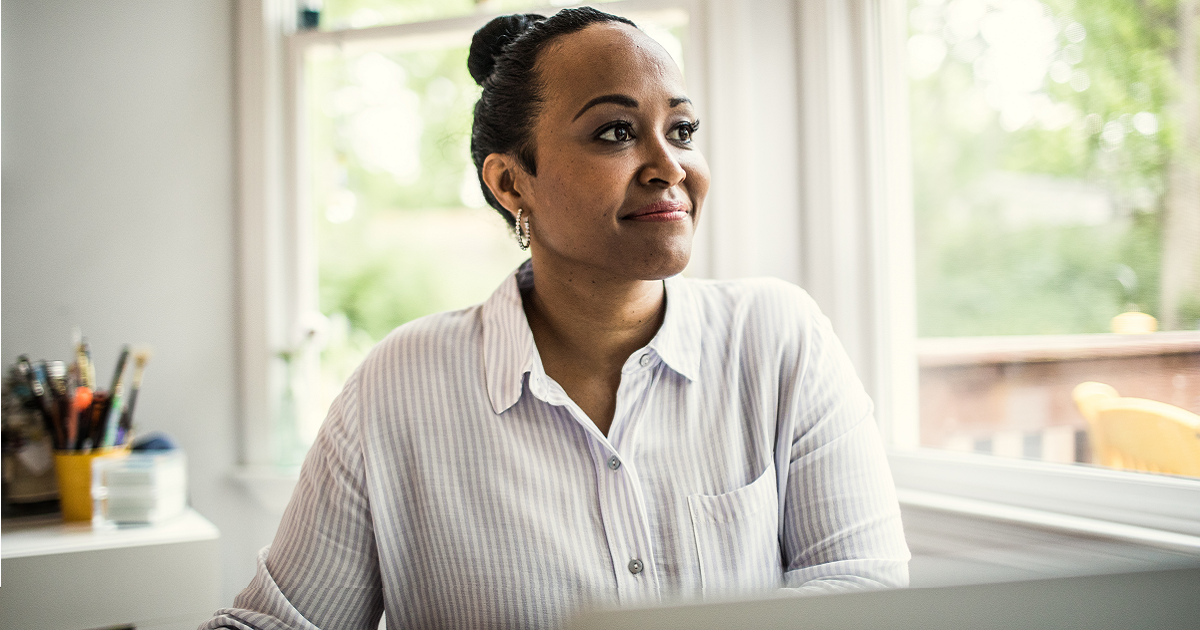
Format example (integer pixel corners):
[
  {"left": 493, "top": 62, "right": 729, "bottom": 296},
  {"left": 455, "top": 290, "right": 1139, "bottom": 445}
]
[{"left": 481, "top": 153, "right": 526, "bottom": 222}]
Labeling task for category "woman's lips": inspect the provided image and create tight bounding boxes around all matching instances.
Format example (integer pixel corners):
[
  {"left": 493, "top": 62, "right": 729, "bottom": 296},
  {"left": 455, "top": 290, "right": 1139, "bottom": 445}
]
[{"left": 625, "top": 200, "right": 690, "bottom": 222}]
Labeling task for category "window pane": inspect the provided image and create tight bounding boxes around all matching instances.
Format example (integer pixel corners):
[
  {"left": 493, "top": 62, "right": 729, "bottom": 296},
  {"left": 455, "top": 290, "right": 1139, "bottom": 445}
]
[
  {"left": 303, "top": 41, "right": 529, "bottom": 441},
  {"left": 908, "top": 0, "right": 1200, "bottom": 476}
]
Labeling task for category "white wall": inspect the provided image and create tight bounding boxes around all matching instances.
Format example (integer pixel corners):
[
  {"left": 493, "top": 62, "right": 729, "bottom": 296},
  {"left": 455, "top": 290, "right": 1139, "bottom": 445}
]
[{"left": 2, "top": 0, "right": 276, "bottom": 605}]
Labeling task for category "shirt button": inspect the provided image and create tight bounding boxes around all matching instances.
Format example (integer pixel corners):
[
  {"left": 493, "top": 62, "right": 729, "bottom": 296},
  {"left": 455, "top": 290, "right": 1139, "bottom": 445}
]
[
  {"left": 638, "top": 353, "right": 651, "bottom": 367},
  {"left": 628, "top": 558, "right": 644, "bottom": 575},
  {"left": 607, "top": 455, "right": 621, "bottom": 471}
]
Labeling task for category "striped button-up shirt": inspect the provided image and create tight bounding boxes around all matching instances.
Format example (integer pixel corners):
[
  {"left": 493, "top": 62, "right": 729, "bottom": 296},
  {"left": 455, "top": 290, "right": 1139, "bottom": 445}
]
[{"left": 204, "top": 262, "right": 910, "bottom": 630}]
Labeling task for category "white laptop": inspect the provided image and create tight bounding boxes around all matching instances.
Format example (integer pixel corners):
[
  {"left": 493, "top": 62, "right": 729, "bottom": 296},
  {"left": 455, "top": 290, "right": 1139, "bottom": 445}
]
[{"left": 565, "top": 567, "right": 1200, "bottom": 630}]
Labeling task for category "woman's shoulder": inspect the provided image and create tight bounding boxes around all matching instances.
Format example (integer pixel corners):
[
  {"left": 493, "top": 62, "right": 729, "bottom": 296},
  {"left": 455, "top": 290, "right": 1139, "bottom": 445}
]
[
  {"left": 678, "top": 275, "right": 821, "bottom": 316},
  {"left": 357, "top": 304, "right": 485, "bottom": 374},
  {"left": 673, "top": 275, "right": 832, "bottom": 350}
]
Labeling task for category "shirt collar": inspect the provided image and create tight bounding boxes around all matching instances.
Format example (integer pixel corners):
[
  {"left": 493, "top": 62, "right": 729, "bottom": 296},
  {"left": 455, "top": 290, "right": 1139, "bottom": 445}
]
[
  {"left": 482, "top": 261, "right": 702, "bottom": 416},
  {"left": 649, "top": 274, "right": 702, "bottom": 382},
  {"left": 481, "top": 261, "right": 536, "bottom": 415}
]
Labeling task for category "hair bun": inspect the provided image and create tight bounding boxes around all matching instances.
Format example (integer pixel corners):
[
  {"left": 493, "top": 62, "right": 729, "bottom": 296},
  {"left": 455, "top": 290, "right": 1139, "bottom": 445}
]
[{"left": 468, "top": 13, "right": 543, "bottom": 86}]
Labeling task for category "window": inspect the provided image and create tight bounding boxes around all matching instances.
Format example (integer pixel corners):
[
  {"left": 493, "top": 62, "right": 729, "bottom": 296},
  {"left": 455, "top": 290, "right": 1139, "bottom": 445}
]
[
  {"left": 905, "top": 0, "right": 1200, "bottom": 476},
  {"left": 297, "top": 34, "right": 530, "bottom": 457}
]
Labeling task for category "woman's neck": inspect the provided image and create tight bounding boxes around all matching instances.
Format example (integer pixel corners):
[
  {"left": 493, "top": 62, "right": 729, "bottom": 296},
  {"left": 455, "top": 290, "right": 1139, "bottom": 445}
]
[
  {"left": 525, "top": 257, "right": 665, "bottom": 369},
  {"left": 522, "top": 256, "right": 667, "bottom": 433}
]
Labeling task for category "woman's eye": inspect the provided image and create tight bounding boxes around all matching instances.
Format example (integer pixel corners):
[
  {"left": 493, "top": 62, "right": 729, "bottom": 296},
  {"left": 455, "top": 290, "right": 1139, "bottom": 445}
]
[
  {"left": 667, "top": 121, "right": 698, "bottom": 144},
  {"left": 598, "top": 123, "right": 634, "bottom": 142}
]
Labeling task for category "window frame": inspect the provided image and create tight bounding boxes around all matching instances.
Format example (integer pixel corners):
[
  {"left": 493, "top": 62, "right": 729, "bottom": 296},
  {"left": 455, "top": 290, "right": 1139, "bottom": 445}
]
[{"left": 234, "top": 0, "right": 1200, "bottom": 548}]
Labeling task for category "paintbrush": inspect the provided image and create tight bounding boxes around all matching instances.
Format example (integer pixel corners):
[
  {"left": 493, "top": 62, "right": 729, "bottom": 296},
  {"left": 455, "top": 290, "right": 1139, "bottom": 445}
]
[
  {"left": 100, "top": 345, "right": 130, "bottom": 448},
  {"left": 118, "top": 347, "right": 152, "bottom": 445}
]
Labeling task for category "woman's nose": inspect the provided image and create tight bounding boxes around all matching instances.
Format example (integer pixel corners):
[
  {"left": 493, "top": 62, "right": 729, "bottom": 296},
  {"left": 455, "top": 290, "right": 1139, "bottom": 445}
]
[{"left": 639, "top": 138, "right": 686, "bottom": 188}]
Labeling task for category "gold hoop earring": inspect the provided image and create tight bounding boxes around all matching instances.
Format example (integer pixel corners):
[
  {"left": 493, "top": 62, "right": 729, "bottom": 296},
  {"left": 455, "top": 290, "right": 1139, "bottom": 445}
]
[{"left": 515, "top": 208, "right": 531, "bottom": 250}]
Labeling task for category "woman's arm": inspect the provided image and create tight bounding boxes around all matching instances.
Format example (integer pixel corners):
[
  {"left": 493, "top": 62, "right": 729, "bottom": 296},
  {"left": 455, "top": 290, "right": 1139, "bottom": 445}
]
[
  {"left": 200, "top": 373, "right": 385, "bottom": 629},
  {"left": 775, "top": 293, "right": 911, "bottom": 593}
]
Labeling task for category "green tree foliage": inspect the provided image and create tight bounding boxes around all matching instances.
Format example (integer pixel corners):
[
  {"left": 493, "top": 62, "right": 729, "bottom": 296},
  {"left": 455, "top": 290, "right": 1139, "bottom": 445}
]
[
  {"left": 911, "top": 0, "right": 1193, "bottom": 336},
  {"left": 309, "top": 44, "right": 525, "bottom": 340},
  {"left": 304, "top": 41, "right": 529, "bottom": 428}
]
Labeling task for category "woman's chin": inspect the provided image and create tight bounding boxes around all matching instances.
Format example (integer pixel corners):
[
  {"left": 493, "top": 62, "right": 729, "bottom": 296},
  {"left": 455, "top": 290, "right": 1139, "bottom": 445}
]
[{"left": 633, "top": 240, "right": 693, "bottom": 280}]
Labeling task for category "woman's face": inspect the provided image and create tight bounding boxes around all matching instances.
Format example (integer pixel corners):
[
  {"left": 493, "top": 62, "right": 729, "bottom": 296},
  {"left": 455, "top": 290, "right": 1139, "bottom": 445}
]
[{"left": 516, "top": 22, "right": 709, "bottom": 282}]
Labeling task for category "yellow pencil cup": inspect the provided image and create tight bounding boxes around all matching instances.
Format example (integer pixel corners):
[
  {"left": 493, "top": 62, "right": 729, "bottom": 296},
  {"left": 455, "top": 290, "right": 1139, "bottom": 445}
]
[{"left": 54, "top": 449, "right": 129, "bottom": 522}]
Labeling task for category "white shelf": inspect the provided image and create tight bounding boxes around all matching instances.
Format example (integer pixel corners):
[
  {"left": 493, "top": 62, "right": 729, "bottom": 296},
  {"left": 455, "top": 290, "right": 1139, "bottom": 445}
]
[
  {"left": 0, "top": 508, "right": 221, "bottom": 630},
  {"left": 1, "top": 507, "right": 219, "bottom": 559}
]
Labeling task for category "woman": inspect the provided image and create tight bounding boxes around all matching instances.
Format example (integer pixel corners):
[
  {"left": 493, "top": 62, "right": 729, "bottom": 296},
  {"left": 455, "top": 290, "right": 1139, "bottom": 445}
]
[{"left": 205, "top": 7, "right": 908, "bottom": 630}]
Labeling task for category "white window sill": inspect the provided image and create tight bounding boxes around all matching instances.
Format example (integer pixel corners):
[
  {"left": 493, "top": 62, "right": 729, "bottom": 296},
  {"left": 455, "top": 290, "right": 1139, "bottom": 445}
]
[
  {"left": 889, "top": 449, "right": 1200, "bottom": 543},
  {"left": 233, "top": 465, "right": 301, "bottom": 515},
  {"left": 897, "top": 488, "right": 1200, "bottom": 553}
]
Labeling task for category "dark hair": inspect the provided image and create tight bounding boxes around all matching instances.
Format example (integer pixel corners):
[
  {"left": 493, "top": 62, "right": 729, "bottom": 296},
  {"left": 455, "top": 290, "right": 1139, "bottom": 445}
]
[{"left": 469, "top": 7, "right": 637, "bottom": 226}]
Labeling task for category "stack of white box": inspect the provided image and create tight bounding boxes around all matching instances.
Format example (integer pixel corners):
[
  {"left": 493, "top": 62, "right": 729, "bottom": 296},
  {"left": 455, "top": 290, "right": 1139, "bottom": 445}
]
[{"left": 92, "top": 450, "right": 187, "bottom": 524}]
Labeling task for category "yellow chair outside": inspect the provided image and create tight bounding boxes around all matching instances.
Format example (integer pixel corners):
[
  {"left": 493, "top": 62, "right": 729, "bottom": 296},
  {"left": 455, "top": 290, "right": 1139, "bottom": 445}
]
[
  {"left": 1072, "top": 382, "right": 1200, "bottom": 477},
  {"left": 1072, "top": 382, "right": 1119, "bottom": 467}
]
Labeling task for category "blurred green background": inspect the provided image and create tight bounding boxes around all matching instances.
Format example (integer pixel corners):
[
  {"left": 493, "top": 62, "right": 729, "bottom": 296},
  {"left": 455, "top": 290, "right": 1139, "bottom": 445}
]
[{"left": 908, "top": 0, "right": 1200, "bottom": 336}]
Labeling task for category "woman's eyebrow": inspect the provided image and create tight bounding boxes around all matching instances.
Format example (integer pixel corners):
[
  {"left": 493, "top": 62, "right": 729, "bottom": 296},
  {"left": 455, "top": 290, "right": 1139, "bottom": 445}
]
[
  {"left": 573, "top": 94, "right": 695, "bottom": 121},
  {"left": 574, "top": 94, "right": 639, "bottom": 120}
]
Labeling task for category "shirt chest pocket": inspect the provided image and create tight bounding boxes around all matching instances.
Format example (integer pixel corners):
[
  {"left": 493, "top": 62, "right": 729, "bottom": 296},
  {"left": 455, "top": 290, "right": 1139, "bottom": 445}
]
[{"left": 686, "top": 463, "right": 783, "bottom": 593}]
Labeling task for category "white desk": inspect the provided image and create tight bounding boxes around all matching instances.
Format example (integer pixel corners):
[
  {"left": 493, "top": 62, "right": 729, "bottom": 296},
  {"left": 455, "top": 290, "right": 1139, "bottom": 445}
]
[{"left": 1, "top": 508, "right": 220, "bottom": 630}]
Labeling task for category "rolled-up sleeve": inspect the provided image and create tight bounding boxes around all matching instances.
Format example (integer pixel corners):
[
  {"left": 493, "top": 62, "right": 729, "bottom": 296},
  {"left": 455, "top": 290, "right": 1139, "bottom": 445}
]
[
  {"left": 201, "top": 373, "right": 384, "bottom": 629},
  {"left": 776, "top": 292, "right": 911, "bottom": 593}
]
